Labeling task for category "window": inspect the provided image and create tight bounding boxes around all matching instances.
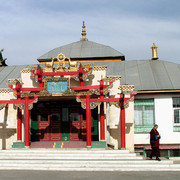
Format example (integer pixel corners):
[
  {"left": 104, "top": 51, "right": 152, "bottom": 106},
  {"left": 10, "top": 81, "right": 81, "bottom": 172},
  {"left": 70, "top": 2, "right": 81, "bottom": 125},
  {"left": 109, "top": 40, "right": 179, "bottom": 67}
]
[
  {"left": 70, "top": 113, "right": 79, "bottom": 121},
  {"left": 134, "top": 99, "right": 155, "bottom": 133},
  {"left": 173, "top": 98, "right": 180, "bottom": 132}
]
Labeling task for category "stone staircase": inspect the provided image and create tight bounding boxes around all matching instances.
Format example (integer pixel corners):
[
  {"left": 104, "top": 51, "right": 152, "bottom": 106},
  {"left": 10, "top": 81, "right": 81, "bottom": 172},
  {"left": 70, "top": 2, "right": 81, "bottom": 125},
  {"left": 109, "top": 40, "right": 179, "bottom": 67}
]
[{"left": 0, "top": 149, "right": 179, "bottom": 171}]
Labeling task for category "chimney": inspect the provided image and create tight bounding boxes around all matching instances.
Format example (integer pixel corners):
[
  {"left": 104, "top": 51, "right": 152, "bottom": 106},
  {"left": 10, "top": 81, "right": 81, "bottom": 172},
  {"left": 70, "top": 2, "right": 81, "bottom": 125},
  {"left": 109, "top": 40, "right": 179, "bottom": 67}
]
[{"left": 151, "top": 43, "right": 158, "bottom": 60}]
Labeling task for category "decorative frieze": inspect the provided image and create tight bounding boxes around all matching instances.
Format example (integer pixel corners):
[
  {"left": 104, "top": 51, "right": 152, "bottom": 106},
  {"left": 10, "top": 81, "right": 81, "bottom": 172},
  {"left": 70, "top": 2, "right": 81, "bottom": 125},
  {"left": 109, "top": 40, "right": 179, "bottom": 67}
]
[
  {"left": 119, "top": 85, "right": 135, "bottom": 93},
  {"left": 0, "top": 89, "right": 12, "bottom": 93},
  {"left": 93, "top": 66, "right": 107, "bottom": 71},
  {"left": 106, "top": 76, "right": 121, "bottom": 81},
  {"left": 21, "top": 68, "right": 31, "bottom": 73}
]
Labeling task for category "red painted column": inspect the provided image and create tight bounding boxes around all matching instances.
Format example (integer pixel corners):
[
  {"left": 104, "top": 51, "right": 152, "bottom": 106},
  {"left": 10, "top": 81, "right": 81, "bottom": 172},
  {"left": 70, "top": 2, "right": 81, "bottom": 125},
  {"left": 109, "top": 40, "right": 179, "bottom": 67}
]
[
  {"left": 100, "top": 80, "right": 105, "bottom": 141},
  {"left": 17, "top": 108, "right": 22, "bottom": 142},
  {"left": 79, "top": 66, "right": 84, "bottom": 87},
  {"left": 100, "top": 103, "right": 105, "bottom": 141},
  {"left": 120, "top": 93, "right": 126, "bottom": 149},
  {"left": 25, "top": 96, "right": 30, "bottom": 147},
  {"left": 86, "top": 94, "right": 91, "bottom": 147}
]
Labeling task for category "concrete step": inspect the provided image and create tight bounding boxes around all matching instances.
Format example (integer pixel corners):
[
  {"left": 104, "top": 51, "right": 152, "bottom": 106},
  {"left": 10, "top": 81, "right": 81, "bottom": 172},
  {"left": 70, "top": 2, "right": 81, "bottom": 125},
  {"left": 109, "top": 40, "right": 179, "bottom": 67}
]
[
  {"left": 0, "top": 149, "right": 130, "bottom": 153},
  {"left": 0, "top": 153, "right": 137, "bottom": 157},
  {"left": 0, "top": 149, "right": 177, "bottom": 171},
  {"left": 0, "top": 160, "right": 173, "bottom": 165},
  {"left": 0, "top": 163, "right": 174, "bottom": 168},
  {"left": 0, "top": 166, "right": 179, "bottom": 171},
  {"left": 0, "top": 156, "right": 143, "bottom": 160}
]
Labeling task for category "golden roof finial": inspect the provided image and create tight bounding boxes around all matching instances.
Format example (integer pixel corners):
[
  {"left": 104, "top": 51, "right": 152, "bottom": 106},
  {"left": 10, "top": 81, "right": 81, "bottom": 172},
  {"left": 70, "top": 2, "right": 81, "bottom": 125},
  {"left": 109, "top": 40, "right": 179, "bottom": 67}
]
[
  {"left": 151, "top": 43, "right": 158, "bottom": 60},
  {"left": 81, "top": 21, "right": 87, "bottom": 40}
]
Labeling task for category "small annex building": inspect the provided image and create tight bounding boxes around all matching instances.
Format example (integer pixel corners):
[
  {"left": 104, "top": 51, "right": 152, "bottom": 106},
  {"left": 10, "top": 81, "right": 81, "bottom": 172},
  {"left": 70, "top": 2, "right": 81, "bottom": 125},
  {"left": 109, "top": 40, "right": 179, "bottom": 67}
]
[{"left": 0, "top": 22, "right": 180, "bottom": 157}]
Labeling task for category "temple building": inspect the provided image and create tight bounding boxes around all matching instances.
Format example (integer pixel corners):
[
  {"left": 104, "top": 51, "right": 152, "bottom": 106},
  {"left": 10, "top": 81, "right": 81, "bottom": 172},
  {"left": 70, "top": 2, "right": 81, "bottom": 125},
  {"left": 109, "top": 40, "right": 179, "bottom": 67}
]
[{"left": 0, "top": 22, "right": 180, "bottom": 157}]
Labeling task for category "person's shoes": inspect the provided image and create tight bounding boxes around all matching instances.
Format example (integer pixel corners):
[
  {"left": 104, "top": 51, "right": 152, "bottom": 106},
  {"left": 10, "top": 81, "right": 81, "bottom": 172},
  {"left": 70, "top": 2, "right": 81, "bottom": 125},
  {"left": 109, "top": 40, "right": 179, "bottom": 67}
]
[{"left": 156, "top": 158, "right": 161, "bottom": 161}]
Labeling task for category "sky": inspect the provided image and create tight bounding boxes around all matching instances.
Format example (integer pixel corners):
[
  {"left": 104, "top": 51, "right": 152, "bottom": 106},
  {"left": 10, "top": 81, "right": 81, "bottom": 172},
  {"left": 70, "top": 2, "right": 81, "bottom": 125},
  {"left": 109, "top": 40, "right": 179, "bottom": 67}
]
[{"left": 0, "top": 0, "right": 180, "bottom": 66}]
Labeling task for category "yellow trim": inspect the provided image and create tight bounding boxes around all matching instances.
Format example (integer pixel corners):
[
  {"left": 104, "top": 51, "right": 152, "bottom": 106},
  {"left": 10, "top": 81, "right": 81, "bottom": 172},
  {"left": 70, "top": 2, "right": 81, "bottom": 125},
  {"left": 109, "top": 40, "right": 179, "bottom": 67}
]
[
  {"left": 61, "top": 142, "right": 64, "bottom": 149},
  {"left": 39, "top": 59, "right": 123, "bottom": 64},
  {"left": 137, "top": 90, "right": 180, "bottom": 94},
  {"left": 53, "top": 142, "right": 56, "bottom": 148}
]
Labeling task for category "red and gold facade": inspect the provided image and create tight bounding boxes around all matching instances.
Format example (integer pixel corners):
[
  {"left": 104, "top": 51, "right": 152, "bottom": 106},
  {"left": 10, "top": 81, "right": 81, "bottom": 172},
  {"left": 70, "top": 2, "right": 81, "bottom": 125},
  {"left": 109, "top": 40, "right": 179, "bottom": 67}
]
[{"left": 0, "top": 53, "right": 135, "bottom": 151}]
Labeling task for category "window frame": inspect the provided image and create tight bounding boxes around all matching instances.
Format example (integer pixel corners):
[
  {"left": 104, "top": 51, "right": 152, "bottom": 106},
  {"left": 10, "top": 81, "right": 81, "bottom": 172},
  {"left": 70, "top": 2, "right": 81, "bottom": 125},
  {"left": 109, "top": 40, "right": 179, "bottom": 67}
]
[
  {"left": 172, "top": 97, "right": 180, "bottom": 132},
  {"left": 134, "top": 99, "right": 155, "bottom": 133}
]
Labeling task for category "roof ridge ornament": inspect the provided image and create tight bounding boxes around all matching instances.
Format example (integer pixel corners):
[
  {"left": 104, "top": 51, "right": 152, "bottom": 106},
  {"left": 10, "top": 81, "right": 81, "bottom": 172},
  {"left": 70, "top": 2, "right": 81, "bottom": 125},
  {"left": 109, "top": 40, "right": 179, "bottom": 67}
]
[
  {"left": 81, "top": 21, "right": 88, "bottom": 41},
  {"left": 151, "top": 43, "right": 158, "bottom": 60},
  {"left": 0, "top": 48, "right": 8, "bottom": 66}
]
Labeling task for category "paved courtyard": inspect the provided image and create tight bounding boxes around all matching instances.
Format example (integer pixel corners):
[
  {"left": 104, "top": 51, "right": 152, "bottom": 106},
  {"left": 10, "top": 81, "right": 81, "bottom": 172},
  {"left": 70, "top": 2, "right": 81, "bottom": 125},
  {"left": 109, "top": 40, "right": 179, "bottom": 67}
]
[{"left": 0, "top": 171, "right": 180, "bottom": 180}]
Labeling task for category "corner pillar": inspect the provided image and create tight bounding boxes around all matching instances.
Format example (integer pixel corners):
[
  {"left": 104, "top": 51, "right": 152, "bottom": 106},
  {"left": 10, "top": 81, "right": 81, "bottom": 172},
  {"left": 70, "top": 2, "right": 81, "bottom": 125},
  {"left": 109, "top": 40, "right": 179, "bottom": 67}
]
[
  {"left": 86, "top": 94, "right": 91, "bottom": 148},
  {"left": 100, "top": 103, "right": 105, "bottom": 141},
  {"left": 120, "top": 93, "right": 126, "bottom": 149},
  {"left": 25, "top": 96, "right": 30, "bottom": 147},
  {"left": 17, "top": 108, "right": 22, "bottom": 142}
]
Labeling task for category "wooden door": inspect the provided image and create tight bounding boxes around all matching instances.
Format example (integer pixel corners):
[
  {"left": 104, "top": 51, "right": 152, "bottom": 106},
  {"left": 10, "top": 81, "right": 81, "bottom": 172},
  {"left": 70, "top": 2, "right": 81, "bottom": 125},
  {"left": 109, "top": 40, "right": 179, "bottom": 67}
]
[
  {"left": 39, "top": 108, "right": 50, "bottom": 141},
  {"left": 50, "top": 109, "right": 61, "bottom": 141},
  {"left": 38, "top": 108, "right": 61, "bottom": 141},
  {"left": 69, "top": 108, "right": 86, "bottom": 141}
]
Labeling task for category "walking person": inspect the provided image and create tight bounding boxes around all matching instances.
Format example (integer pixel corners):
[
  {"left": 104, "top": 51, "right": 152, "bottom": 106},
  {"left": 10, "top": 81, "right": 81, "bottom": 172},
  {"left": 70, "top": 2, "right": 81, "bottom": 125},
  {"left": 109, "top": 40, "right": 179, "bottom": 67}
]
[{"left": 150, "top": 124, "right": 161, "bottom": 161}]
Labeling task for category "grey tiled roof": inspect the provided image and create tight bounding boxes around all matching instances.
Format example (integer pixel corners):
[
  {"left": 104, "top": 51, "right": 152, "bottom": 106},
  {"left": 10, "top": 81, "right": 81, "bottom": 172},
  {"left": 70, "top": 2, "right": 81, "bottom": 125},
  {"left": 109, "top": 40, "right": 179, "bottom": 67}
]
[
  {"left": 95, "top": 60, "right": 180, "bottom": 91},
  {"left": 37, "top": 40, "right": 125, "bottom": 61},
  {"left": 0, "top": 60, "right": 180, "bottom": 91},
  {"left": 0, "top": 65, "right": 29, "bottom": 88}
]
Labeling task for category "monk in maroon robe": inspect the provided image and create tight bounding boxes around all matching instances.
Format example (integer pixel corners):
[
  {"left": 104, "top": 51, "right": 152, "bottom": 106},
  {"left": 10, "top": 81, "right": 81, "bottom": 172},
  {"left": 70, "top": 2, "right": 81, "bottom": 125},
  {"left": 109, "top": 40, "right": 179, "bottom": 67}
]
[{"left": 150, "top": 124, "right": 161, "bottom": 161}]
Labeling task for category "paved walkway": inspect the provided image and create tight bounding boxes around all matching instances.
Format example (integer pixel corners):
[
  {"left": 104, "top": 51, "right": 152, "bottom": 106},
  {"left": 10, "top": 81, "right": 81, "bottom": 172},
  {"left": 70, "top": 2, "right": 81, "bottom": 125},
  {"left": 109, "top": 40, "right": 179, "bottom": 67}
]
[{"left": 0, "top": 171, "right": 180, "bottom": 180}]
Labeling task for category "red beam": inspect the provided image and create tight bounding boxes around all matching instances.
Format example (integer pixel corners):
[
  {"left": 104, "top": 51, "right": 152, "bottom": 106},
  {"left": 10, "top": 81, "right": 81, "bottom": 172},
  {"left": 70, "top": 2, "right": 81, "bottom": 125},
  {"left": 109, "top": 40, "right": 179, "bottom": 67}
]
[
  {"left": 71, "top": 85, "right": 100, "bottom": 91},
  {"left": 71, "top": 82, "right": 113, "bottom": 91},
  {"left": 8, "top": 85, "right": 44, "bottom": 92},
  {"left": 0, "top": 96, "right": 38, "bottom": 104},
  {"left": 20, "top": 87, "right": 44, "bottom": 92},
  {"left": 76, "top": 95, "right": 134, "bottom": 103}
]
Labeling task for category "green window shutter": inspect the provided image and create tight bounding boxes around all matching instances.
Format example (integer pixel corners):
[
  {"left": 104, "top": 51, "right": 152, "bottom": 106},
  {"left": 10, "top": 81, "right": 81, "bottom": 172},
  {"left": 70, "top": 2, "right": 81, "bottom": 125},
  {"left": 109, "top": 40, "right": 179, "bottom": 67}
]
[{"left": 134, "top": 99, "right": 155, "bottom": 133}]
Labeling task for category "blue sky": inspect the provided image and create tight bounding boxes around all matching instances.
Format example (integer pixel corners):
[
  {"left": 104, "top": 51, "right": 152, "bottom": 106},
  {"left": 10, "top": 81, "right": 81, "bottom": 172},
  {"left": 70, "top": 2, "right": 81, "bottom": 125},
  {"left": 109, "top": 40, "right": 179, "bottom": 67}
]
[{"left": 0, "top": 0, "right": 180, "bottom": 65}]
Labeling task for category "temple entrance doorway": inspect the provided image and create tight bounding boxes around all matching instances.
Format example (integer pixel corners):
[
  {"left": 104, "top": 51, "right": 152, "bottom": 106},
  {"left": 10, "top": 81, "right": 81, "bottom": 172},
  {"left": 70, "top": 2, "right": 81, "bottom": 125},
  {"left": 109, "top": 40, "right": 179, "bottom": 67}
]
[{"left": 30, "top": 100, "right": 99, "bottom": 142}]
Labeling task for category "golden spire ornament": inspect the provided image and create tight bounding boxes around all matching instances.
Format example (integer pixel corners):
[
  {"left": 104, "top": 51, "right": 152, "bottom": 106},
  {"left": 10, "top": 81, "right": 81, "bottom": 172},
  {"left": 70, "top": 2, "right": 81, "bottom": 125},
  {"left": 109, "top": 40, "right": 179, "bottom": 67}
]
[
  {"left": 81, "top": 21, "right": 87, "bottom": 40},
  {"left": 151, "top": 43, "right": 158, "bottom": 60}
]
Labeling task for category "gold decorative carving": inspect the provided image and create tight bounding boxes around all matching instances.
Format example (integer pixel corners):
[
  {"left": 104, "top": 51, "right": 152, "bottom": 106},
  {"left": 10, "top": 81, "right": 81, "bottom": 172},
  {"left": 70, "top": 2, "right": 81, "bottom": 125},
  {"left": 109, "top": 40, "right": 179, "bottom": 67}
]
[
  {"left": 21, "top": 76, "right": 92, "bottom": 97},
  {"left": 44, "top": 58, "right": 55, "bottom": 72},
  {"left": 56, "top": 53, "right": 66, "bottom": 72},
  {"left": 67, "top": 58, "right": 78, "bottom": 71}
]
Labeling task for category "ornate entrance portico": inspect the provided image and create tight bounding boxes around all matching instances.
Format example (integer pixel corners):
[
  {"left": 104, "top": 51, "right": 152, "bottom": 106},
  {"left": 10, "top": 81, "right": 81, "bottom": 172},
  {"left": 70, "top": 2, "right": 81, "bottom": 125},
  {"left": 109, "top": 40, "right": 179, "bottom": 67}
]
[{"left": 0, "top": 52, "right": 135, "bottom": 150}]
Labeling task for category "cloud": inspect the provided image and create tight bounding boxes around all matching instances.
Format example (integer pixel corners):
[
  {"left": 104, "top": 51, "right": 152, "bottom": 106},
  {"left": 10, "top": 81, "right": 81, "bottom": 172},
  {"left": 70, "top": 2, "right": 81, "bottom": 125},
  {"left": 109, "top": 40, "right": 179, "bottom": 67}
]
[{"left": 0, "top": 0, "right": 180, "bottom": 65}]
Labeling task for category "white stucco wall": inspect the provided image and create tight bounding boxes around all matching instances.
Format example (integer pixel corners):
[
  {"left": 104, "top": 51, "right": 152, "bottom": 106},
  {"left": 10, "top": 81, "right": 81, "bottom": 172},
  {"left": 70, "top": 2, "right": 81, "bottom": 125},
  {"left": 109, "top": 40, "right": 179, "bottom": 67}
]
[
  {"left": 0, "top": 92, "right": 17, "bottom": 149},
  {"left": 134, "top": 94, "right": 180, "bottom": 145}
]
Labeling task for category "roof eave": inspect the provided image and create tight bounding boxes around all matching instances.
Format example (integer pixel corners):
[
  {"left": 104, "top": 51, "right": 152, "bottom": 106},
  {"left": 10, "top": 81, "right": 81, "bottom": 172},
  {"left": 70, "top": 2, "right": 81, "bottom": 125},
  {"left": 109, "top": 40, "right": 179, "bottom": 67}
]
[{"left": 37, "top": 56, "right": 125, "bottom": 62}]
